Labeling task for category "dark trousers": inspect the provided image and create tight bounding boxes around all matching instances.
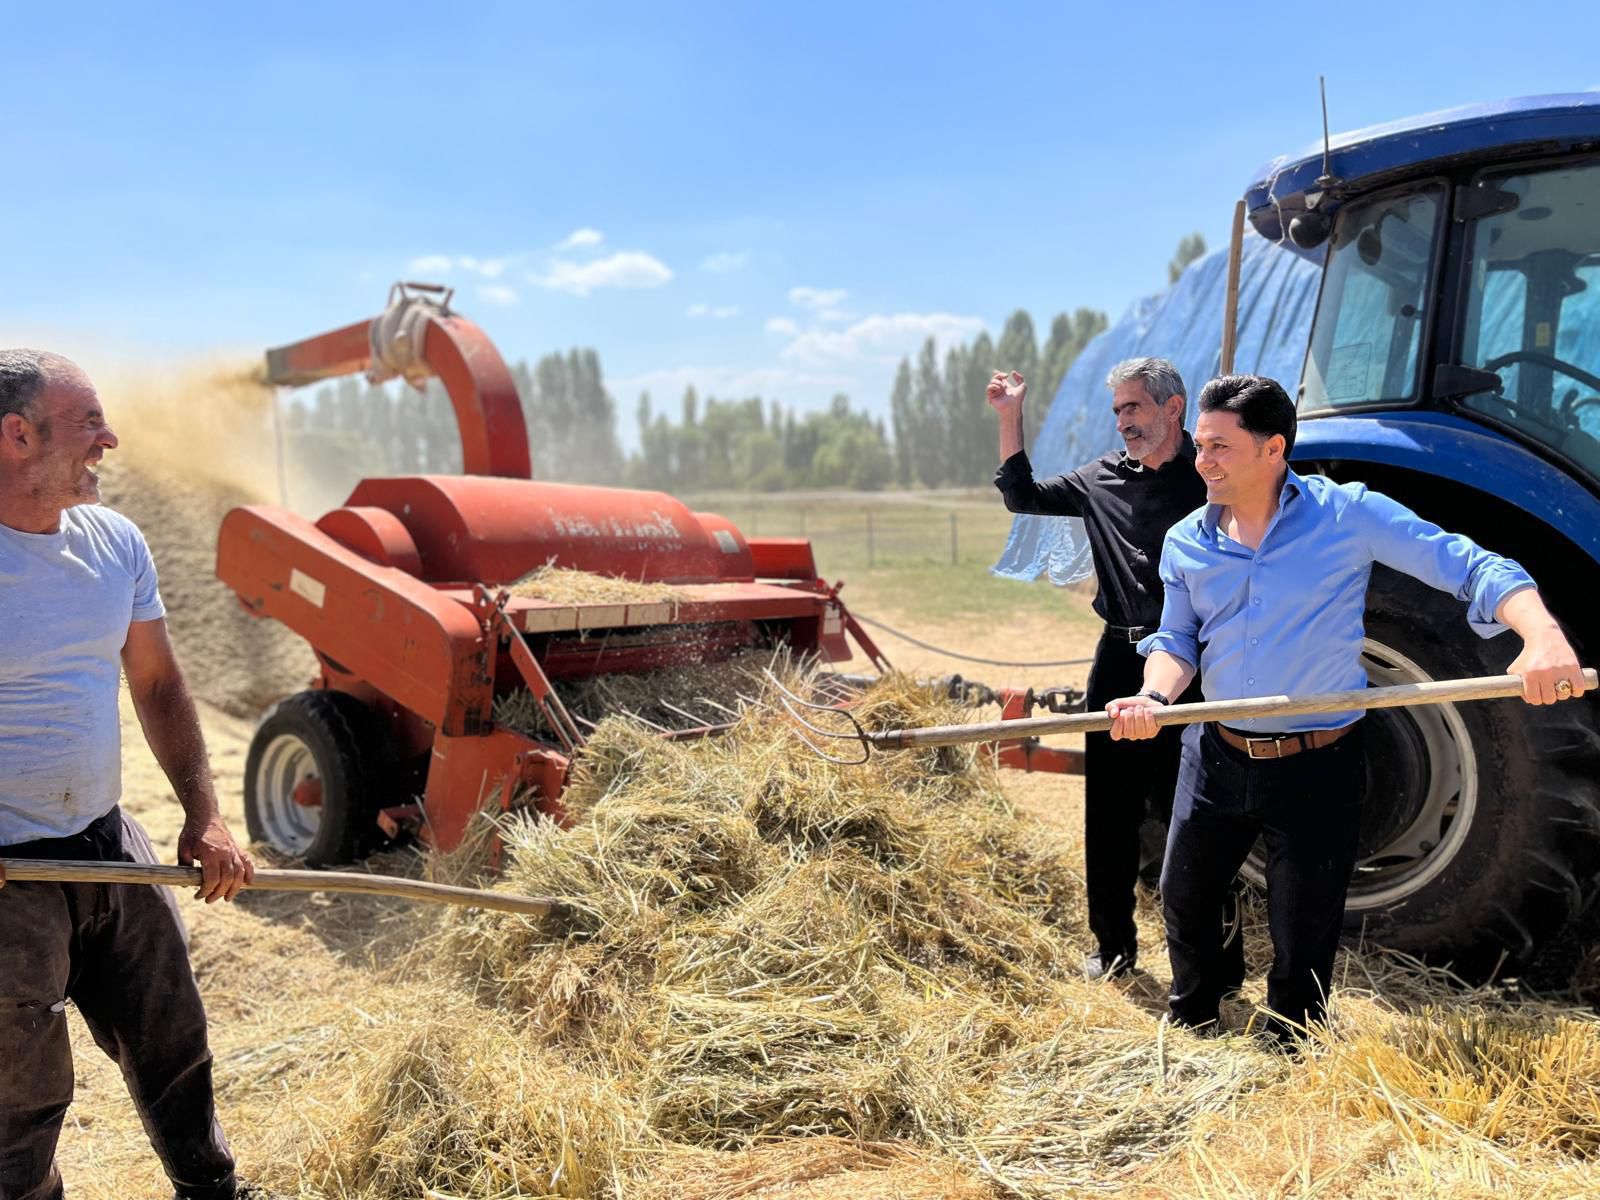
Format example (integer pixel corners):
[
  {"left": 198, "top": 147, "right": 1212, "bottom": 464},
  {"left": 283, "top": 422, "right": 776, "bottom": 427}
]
[
  {"left": 1162, "top": 722, "right": 1367, "bottom": 1040},
  {"left": 0, "top": 808, "right": 236, "bottom": 1200},
  {"left": 1082, "top": 632, "right": 1197, "bottom": 964}
]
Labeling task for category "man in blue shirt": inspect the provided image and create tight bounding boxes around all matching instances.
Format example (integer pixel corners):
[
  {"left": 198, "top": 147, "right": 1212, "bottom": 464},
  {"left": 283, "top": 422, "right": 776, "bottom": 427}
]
[{"left": 1107, "top": 374, "right": 1586, "bottom": 1045}]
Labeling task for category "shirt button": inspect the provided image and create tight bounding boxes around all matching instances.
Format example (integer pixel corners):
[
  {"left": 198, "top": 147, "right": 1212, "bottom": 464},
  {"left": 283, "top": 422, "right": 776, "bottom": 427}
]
[
  {"left": 1253, "top": 597, "right": 1262, "bottom": 606},
  {"left": 1247, "top": 678, "right": 1256, "bottom": 686},
  {"left": 1251, "top": 638, "right": 1259, "bottom": 645}
]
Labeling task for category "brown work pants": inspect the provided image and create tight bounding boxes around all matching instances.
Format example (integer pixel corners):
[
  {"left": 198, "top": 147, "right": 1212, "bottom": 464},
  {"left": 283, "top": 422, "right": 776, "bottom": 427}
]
[{"left": 0, "top": 807, "right": 235, "bottom": 1200}]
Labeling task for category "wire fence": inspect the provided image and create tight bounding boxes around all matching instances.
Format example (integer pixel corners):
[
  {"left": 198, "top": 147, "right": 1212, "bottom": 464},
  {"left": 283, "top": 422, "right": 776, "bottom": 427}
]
[{"left": 697, "top": 501, "right": 1018, "bottom": 573}]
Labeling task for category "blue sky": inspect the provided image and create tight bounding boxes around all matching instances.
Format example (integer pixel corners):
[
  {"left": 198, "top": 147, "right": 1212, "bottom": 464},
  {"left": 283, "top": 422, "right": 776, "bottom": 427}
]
[{"left": 4, "top": 1, "right": 1597, "bottom": 446}]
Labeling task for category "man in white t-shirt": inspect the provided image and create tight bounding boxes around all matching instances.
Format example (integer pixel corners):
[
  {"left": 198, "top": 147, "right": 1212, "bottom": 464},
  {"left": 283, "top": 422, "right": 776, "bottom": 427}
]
[{"left": 0, "top": 350, "right": 263, "bottom": 1200}]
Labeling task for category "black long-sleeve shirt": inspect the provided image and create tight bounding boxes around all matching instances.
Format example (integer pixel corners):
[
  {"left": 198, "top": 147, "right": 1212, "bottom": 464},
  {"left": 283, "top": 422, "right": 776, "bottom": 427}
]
[{"left": 994, "top": 434, "right": 1206, "bottom": 629}]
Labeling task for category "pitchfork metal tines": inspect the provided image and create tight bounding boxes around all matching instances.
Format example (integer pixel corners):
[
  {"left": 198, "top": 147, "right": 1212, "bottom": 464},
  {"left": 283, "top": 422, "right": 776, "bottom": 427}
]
[{"left": 765, "top": 669, "right": 874, "bottom": 764}]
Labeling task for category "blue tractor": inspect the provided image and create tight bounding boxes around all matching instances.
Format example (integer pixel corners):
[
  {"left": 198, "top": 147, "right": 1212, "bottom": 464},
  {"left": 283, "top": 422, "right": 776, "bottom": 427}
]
[{"left": 1245, "top": 94, "right": 1600, "bottom": 977}]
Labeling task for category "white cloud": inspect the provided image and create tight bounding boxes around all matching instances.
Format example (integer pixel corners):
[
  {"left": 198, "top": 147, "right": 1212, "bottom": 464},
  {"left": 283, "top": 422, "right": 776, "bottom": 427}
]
[
  {"left": 407, "top": 253, "right": 456, "bottom": 275},
  {"left": 479, "top": 284, "right": 519, "bottom": 306},
  {"left": 789, "top": 286, "right": 848, "bottom": 311},
  {"left": 611, "top": 364, "right": 856, "bottom": 401},
  {"left": 700, "top": 250, "right": 748, "bottom": 273},
  {"left": 765, "top": 316, "right": 799, "bottom": 337},
  {"left": 687, "top": 303, "right": 739, "bottom": 319},
  {"left": 406, "top": 253, "right": 508, "bottom": 278},
  {"left": 779, "top": 312, "right": 987, "bottom": 368},
  {"left": 530, "top": 251, "right": 673, "bottom": 296},
  {"left": 556, "top": 227, "right": 605, "bottom": 251},
  {"left": 816, "top": 308, "right": 855, "bottom": 323}
]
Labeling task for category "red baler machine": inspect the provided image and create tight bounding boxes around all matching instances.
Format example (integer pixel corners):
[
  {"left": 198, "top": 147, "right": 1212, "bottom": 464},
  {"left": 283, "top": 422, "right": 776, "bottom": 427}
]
[{"left": 218, "top": 284, "right": 1081, "bottom": 865}]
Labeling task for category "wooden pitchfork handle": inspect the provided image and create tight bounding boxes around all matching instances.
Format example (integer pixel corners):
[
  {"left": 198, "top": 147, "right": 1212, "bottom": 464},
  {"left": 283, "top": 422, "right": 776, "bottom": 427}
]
[
  {"left": 851, "top": 667, "right": 1599, "bottom": 753},
  {"left": 0, "top": 861, "right": 569, "bottom": 918}
]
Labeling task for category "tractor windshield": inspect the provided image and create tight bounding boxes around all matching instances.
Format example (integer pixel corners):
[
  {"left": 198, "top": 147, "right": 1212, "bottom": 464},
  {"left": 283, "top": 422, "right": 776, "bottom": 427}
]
[
  {"left": 1456, "top": 159, "right": 1600, "bottom": 481},
  {"left": 1302, "top": 184, "right": 1444, "bottom": 412}
]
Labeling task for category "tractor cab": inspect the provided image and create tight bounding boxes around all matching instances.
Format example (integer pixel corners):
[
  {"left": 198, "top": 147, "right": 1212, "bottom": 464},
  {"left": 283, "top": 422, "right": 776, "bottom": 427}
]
[{"left": 1248, "top": 92, "right": 1600, "bottom": 489}]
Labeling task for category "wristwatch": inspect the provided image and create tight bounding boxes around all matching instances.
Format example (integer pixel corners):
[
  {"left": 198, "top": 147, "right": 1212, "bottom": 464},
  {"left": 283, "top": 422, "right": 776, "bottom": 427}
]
[{"left": 1137, "top": 688, "right": 1171, "bottom": 706}]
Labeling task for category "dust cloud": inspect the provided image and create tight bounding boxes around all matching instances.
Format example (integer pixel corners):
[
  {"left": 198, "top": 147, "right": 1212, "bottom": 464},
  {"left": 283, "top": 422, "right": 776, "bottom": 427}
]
[{"left": 91, "top": 358, "right": 324, "bottom": 716}]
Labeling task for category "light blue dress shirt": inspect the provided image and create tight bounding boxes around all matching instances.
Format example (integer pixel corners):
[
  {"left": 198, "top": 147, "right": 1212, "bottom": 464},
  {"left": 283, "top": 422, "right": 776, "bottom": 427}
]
[{"left": 1138, "top": 470, "right": 1535, "bottom": 733}]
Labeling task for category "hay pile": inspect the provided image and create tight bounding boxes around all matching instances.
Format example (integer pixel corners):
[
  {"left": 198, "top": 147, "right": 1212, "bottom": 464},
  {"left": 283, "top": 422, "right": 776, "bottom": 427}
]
[
  {"left": 494, "top": 651, "right": 770, "bottom": 736},
  {"left": 510, "top": 564, "right": 689, "bottom": 607},
  {"left": 251, "top": 670, "right": 1302, "bottom": 1198},
  {"left": 56, "top": 652, "right": 1600, "bottom": 1199}
]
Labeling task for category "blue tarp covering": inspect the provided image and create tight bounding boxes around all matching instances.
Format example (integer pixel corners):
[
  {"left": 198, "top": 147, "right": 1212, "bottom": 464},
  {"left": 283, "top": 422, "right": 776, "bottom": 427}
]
[{"left": 993, "top": 233, "right": 1322, "bottom": 584}]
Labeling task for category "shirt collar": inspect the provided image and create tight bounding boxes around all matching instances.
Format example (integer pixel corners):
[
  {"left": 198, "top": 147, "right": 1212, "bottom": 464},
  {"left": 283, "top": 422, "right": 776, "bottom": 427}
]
[{"left": 1197, "top": 466, "right": 1306, "bottom": 536}]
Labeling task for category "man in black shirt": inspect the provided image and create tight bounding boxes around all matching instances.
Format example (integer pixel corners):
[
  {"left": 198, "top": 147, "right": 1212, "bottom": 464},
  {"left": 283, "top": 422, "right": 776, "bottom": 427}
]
[{"left": 990, "top": 358, "right": 1242, "bottom": 985}]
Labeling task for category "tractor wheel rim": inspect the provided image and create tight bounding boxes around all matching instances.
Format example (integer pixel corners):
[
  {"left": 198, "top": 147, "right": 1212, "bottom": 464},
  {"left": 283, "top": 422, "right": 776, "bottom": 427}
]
[
  {"left": 255, "top": 733, "right": 323, "bottom": 856},
  {"left": 1241, "top": 636, "right": 1477, "bottom": 910}
]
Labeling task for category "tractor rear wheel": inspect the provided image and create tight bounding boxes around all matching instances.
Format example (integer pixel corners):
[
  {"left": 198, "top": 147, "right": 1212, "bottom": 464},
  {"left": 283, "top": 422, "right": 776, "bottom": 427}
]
[
  {"left": 244, "top": 690, "right": 385, "bottom": 867},
  {"left": 1246, "top": 567, "right": 1600, "bottom": 979}
]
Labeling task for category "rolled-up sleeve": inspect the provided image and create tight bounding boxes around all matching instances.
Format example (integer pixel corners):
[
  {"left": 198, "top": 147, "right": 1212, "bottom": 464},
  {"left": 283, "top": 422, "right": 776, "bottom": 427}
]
[
  {"left": 1137, "top": 536, "right": 1201, "bottom": 668},
  {"left": 1351, "top": 485, "right": 1535, "bottom": 638}
]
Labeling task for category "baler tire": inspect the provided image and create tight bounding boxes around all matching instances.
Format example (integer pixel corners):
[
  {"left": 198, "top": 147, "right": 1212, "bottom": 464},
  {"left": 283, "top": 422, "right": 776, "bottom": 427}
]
[
  {"left": 1338, "top": 567, "right": 1600, "bottom": 980},
  {"left": 243, "top": 690, "right": 386, "bottom": 868}
]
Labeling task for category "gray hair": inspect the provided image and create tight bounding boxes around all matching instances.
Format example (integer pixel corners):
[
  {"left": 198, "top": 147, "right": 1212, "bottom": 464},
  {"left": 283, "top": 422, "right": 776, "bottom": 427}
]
[
  {"left": 1105, "top": 357, "right": 1186, "bottom": 417},
  {"left": 0, "top": 349, "right": 76, "bottom": 424}
]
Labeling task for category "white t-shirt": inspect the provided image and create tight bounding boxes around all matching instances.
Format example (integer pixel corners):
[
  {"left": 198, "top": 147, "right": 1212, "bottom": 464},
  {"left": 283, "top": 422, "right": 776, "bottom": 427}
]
[{"left": 0, "top": 504, "right": 165, "bottom": 843}]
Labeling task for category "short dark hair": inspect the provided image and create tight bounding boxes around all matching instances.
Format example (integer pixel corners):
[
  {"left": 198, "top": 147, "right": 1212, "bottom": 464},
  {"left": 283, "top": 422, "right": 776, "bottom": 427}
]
[
  {"left": 0, "top": 350, "right": 51, "bottom": 425},
  {"left": 1197, "top": 374, "right": 1297, "bottom": 457}
]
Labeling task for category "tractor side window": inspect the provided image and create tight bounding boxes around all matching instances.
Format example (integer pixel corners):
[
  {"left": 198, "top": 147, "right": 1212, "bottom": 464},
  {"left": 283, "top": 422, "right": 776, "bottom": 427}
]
[
  {"left": 1458, "top": 160, "right": 1600, "bottom": 481},
  {"left": 1302, "top": 186, "right": 1442, "bottom": 411}
]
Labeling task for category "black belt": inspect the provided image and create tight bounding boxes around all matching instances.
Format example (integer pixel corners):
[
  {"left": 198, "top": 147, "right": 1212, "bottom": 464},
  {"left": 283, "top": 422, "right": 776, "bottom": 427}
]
[{"left": 1105, "top": 624, "right": 1153, "bottom": 643}]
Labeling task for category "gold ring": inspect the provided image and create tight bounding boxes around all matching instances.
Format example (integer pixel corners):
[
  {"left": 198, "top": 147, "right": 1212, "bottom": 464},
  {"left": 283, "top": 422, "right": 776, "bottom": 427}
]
[{"left": 1556, "top": 679, "right": 1574, "bottom": 698}]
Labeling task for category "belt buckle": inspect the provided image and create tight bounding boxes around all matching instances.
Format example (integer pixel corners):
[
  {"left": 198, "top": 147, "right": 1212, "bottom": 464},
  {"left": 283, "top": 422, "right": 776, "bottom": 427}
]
[
  {"left": 1244, "top": 734, "right": 1287, "bottom": 760},
  {"left": 1124, "top": 625, "right": 1146, "bottom": 643}
]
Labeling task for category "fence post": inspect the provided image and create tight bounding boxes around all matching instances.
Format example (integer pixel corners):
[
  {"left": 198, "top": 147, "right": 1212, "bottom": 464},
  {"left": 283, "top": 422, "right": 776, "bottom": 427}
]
[
  {"left": 867, "top": 512, "right": 875, "bottom": 568},
  {"left": 950, "top": 512, "right": 958, "bottom": 565}
]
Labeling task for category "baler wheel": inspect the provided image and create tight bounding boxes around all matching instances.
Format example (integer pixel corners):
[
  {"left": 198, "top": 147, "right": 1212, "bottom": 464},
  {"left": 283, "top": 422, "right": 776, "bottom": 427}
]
[{"left": 244, "top": 690, "right": 385, "bottom": 867}]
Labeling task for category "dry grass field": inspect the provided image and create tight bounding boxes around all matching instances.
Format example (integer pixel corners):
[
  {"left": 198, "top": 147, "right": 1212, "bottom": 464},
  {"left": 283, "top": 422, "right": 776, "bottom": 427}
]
[{"left": 35, "top": 365, "right": 1600, "bottom": 1199}]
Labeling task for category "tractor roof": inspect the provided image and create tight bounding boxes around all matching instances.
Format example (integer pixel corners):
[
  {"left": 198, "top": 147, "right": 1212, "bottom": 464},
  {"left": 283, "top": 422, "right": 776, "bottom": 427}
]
[{"left": 1246, "top": 92, "right": 1600, "bottom": 245}]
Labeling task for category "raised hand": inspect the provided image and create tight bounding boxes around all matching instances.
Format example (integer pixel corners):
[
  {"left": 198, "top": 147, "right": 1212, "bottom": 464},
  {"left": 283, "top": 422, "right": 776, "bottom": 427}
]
[{"left": 986, "top": 370, "right": 1027, "bottom": 413}]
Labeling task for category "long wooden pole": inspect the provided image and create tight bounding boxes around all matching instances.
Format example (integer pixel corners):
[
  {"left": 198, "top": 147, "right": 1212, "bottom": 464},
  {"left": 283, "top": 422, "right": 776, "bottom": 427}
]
[
  {"left": 1219, "top": 199, "right": 1247, "bottom": 374},
  {"left": 864, "top": 669, "right": 1596, "bottom": 751},
  {"left": 0, "top": 862, "right": 568, "bottom": 918}
]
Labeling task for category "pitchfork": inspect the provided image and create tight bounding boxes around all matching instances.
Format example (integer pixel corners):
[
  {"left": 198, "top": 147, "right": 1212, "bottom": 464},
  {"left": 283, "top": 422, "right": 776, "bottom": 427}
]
[{"left": 769, "top": 668, "right": 1598, "bottom": 765}]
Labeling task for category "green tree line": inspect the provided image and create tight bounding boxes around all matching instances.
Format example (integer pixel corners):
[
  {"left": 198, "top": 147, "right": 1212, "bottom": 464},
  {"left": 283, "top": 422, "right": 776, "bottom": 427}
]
[
  {"left": 888, "top": 307, "right": 1109, "bottom": 488},
  {"left": 630, "top": 389, "right": 892, "bottom": 493},
  {"left": 288, "top": 233, "right": 1203, "bottom": 493}
]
